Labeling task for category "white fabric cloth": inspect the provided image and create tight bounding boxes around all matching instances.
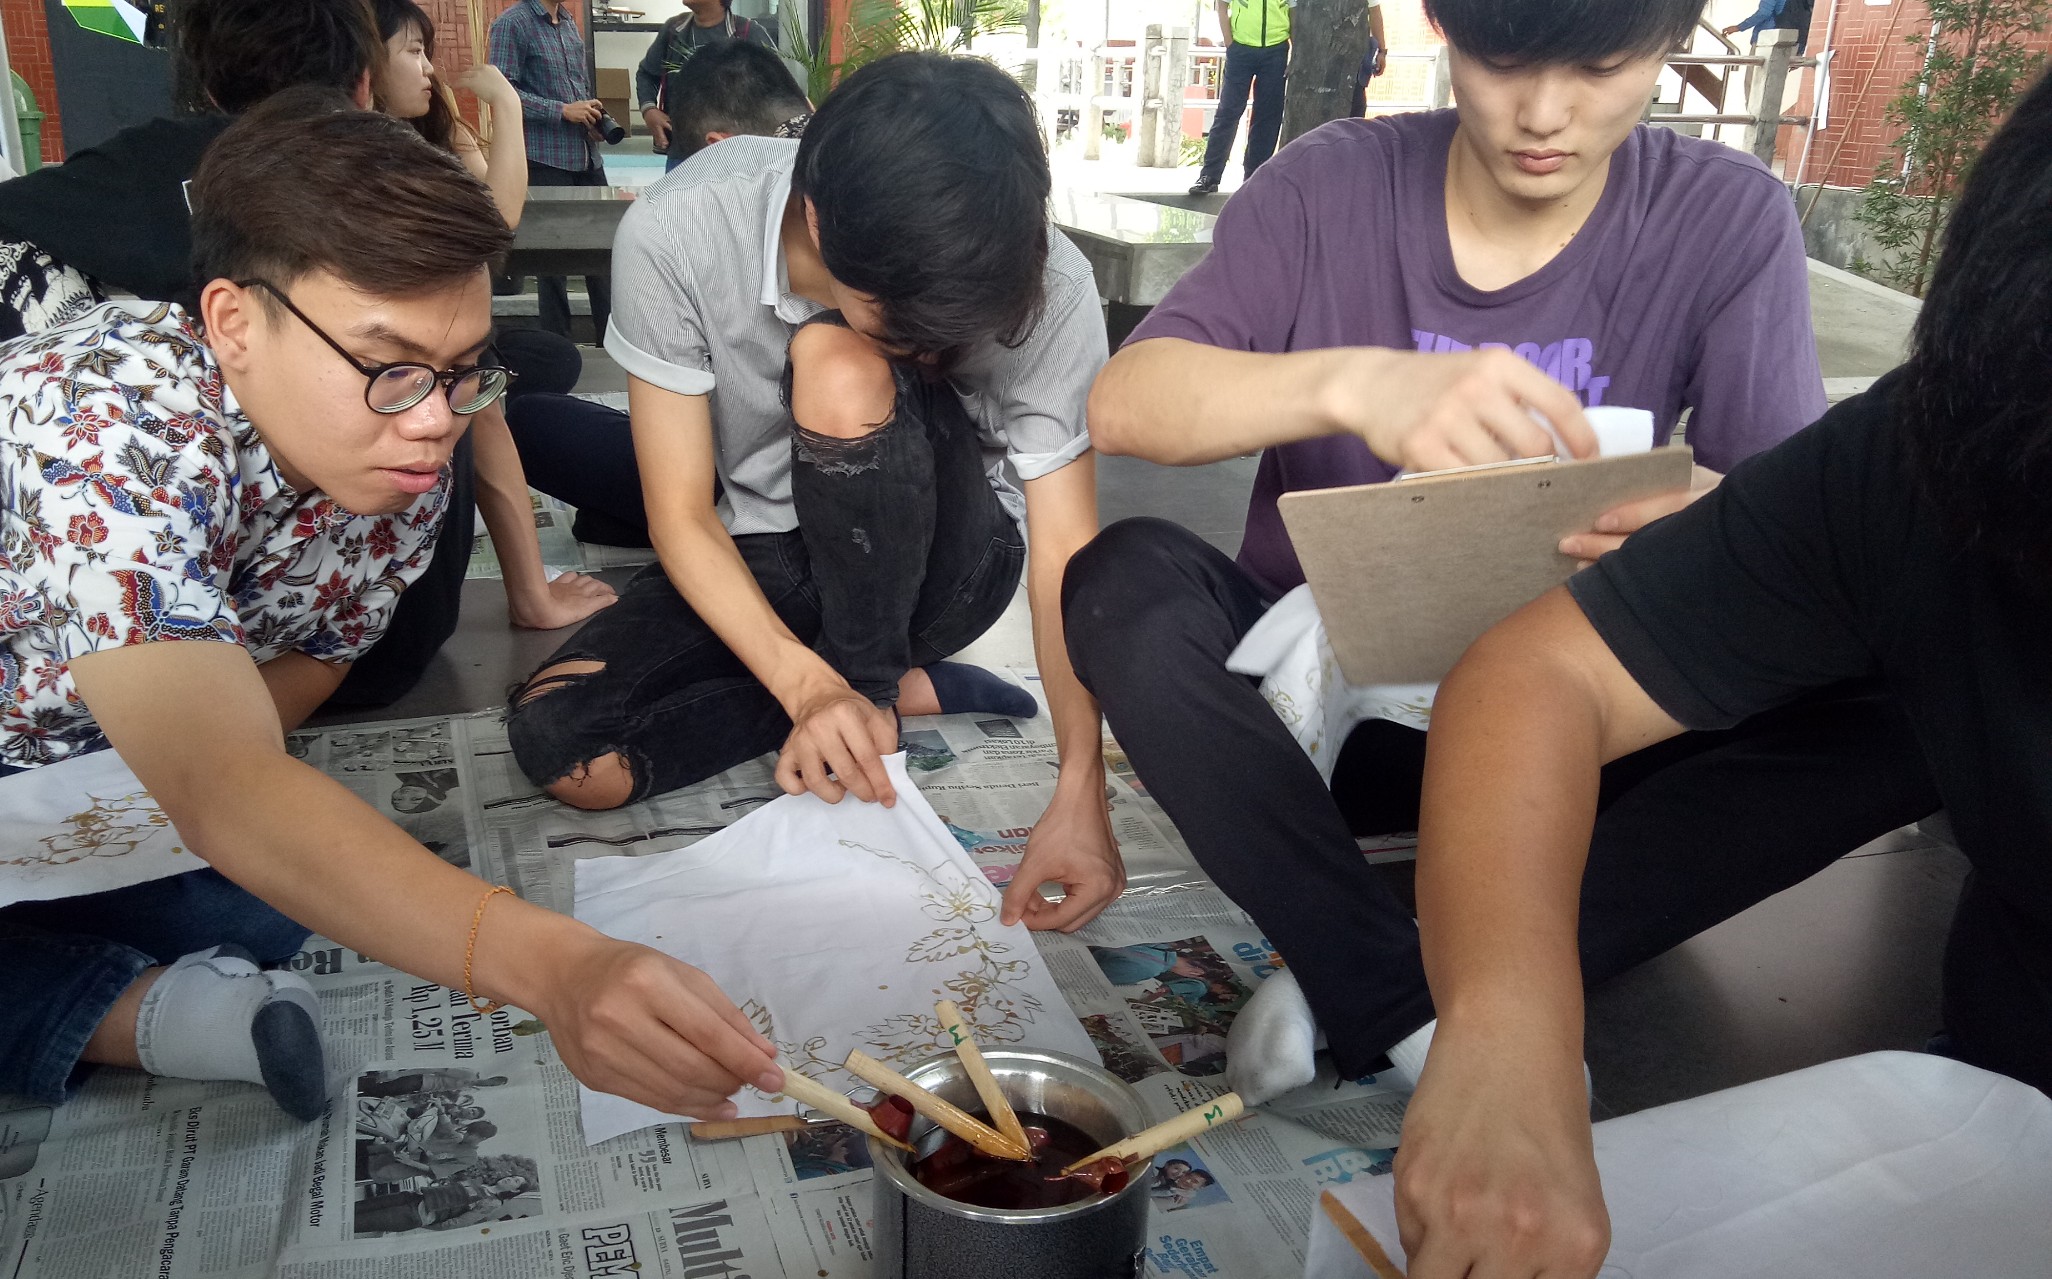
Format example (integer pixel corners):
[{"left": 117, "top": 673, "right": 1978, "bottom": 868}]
[
  {"left": 572, "top": 753, "right": 1094, "bottom": 1145},
  {"left": 1226, "top": 585, "right": 1434, "bottom": 783},
  {"left": 1231, "top": 407, "right": 1657, "bottom": 777},
  {"left": 0, "top": 747, "right": 196, "bottom": 907},
  {"left": 1306, "top": 1051, "right": 2052, "bottom": 1278}
]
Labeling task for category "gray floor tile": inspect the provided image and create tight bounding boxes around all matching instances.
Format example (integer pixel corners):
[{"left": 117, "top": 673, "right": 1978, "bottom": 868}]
[
  {"left": 1096, "top": 453, "right": 1257, "bottom": 556},
  {"left": 1585, "top": 844, "right": 1964, "bottom": 1117}
]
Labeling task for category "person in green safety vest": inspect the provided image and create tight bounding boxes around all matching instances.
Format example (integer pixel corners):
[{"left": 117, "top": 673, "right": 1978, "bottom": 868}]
[{"left": 1190, "top": 0, "right": 1296, "bottom": 195}]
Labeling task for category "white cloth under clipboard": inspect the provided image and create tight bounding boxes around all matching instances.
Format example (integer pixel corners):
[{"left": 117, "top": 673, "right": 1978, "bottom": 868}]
[{"left": 1229, "top": 408, "right": 1658, "bottom": 778}]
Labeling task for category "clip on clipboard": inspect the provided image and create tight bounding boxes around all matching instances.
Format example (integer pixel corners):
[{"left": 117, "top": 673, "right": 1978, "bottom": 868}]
[{"left": 1278, "top": 446, "right": 1694, "bottom": 685}]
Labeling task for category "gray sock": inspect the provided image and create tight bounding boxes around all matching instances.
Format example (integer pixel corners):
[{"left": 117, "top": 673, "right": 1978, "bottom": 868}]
[
  {"left": 1226, "top": 967, "right": 1322, "bottom": 1105},
  {"left": 135, "top": 946, "right": 328, "bottom": 1121}
]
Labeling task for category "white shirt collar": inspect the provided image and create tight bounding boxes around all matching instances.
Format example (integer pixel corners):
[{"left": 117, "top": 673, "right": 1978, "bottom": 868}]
[{"left": 757, "top": 156, "right": 824, "bottom": 324}]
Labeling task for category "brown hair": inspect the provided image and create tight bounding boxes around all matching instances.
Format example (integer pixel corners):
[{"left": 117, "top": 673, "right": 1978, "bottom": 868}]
[{"left": 190, "top": 86, "right": 513, "bottom": 297}]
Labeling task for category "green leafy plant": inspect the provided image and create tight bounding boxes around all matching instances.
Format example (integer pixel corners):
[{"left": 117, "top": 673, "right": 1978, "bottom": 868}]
[
  {"left": 1853, "top": 0, "right": 2049, "bottom": 296},
  {"left": 781, "top": 0, "right": 1029, "bottom": 103}
]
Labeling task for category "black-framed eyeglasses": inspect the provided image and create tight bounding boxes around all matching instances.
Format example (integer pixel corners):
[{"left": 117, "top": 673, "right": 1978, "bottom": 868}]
[{"left": 237, "top": 279, "right": 514, "bottom": 415}]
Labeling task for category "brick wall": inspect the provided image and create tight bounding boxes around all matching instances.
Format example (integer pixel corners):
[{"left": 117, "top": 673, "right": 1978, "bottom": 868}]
[
  {"left": 5, "top": 0, "right": 65, "bottom": 161},
  {"left": 1794, "top": 1, "right": 2051, "bottom": 188}
]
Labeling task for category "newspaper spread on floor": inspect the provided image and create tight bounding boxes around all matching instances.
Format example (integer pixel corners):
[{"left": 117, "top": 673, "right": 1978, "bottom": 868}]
[{"left": 0, "top": 701, "right": 1412, "bottom": 1279}]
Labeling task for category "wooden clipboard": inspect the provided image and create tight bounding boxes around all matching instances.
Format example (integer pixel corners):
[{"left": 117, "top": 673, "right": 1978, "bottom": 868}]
[{"left": 1278, "top": 447, "right": 1693, "bottom": 685}]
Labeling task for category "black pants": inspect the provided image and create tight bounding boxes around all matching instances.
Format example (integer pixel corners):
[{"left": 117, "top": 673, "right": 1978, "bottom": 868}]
[
  {"left": 326, "top": 431, "right": 477, "bottom": 709},
  {"left": 1200, "top": 41, "right": 1290, "bottom": 184},
  {"left": 504, "top": 391, "right": 649, "bottom": 547},
  {"left": 1348, "top": 38, "right": 1381, "bottom": 119},
  {"left": 506, "top": 353, "right": 1023, "bottom": 803},
  {"left": 526, "top": 162, "right": 613, "bottom": 342},
  {"left": 1063, "top": 519, "right": 1962, "bottom": 1080}
]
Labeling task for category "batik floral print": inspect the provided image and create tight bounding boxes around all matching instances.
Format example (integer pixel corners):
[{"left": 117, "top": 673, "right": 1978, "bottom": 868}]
[{"left": 0, "top": 302, "right": 448, "bottom": 769}]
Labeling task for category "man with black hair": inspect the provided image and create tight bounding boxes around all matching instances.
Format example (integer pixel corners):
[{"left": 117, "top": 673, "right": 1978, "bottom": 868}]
[
  {"left": 1398, "top": 66, "right": 2052, "bottom": 1279},
  {"left": 1066, "top": 0, "right": 1914, "bottom": 1108},
  {"left": 661, "top": 38, "right": 809, "bottom": 167},
  {"left": 507, "top": 53, "right": 1125, "bottom": 936},
  {"left": 635, "top": 0, "right": 779, "bottom": 161},
  {"left": 500, "top": 40, "right": 814, "bottom": 547},
  {"left": 0, "top": 92, "right": 785, "bottom": 1130}
]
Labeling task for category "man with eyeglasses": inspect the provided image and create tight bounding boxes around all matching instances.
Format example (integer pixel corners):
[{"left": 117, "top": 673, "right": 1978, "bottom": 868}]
[{"left": 0, "top": 90, "right": 788, "bottom": 1129}]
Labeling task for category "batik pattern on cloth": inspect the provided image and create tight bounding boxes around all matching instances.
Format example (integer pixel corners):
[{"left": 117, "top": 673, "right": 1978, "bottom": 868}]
[
  {"left": 0, "top": 301, "right": 449, "bottom": 769},
  {"left": 0, "top": 237, "right": 108, "bottom": 345}
]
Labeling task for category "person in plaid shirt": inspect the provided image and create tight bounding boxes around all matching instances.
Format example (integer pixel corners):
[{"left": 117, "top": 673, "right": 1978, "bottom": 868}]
[{"left": 489, "top": 0, "right": 612, "bottom": 340}]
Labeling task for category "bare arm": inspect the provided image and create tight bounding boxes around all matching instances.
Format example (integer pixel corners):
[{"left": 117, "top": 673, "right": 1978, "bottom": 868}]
[
  {"left": 1089, "top": 337, "right": 1594, "bottom": 470},
  {"left": 70, "top": 640, "right": 782, "bottom": 1117},
  {"left": 1216, "top": 0, "right": 1234, "bottom": 43},
  {"left": 258, "top": 650, "right": 348, "bottom": 731},
  {"left": 470, "top": 403, "right": 615, "bottom": 630},
  {"left": 999, "top": 453, "right": 1126, "bottom": 932},
  {"left": 1369, "top": 4, "right": 1387, "bottom": 73},
  {"left": 1394, "top": 588, "right": 1681, "bottom": 1278},
  {"left": 628, "top": 375, "right": 896, "bottom": 804},
  {"left": 454, "top": 65, "right": 529, "bottom": 227}
]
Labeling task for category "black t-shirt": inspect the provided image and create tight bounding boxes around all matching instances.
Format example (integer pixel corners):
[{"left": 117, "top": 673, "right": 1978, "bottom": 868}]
[
  {"left": 1568, "top": 371, "right": 2050, "bottom": 928},
  {"left": 0, "top": 113, "right": 231, "bottom": 306}
]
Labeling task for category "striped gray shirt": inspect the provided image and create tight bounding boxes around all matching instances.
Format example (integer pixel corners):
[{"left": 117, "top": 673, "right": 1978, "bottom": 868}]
[{"left": 605, "top": 136, "right": 1102, "bottom": 537}]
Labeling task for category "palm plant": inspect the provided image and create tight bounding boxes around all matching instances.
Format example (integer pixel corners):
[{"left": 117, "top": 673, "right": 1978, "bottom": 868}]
[{"left": 782, "top": 0, "right": 1029, "bottom": 103}]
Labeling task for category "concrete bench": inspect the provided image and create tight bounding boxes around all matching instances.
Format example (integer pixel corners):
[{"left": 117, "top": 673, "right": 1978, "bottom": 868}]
[
  {"left": 505, "top": 185, "right": 635, "bottom": 280},
  {"left": 1051, "top": 190, "right": 1217, "bottom": 308}
]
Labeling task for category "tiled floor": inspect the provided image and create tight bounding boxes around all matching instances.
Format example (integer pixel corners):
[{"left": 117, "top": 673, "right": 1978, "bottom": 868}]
[{"left": 321, "top": 263, "right": 1954, "bottom": 1121}]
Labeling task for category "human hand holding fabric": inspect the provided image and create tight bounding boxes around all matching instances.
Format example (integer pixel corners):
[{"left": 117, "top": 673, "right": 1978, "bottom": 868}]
[
  {"left": 1002, "top": 783, "right": 1126, "bottom": 932},
  {"left": 1393, "top": 1017, "right": 1609, "bottom": 1279},
  {"left": 775, "top": 681, "right": 899, "bottom": 806},
  {"left": 1558, "top": 464, "right": 1723, "bottom": 565}
]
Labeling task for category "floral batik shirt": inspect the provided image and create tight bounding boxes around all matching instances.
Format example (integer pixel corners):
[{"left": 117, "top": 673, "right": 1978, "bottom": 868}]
[{"left": 0, "top": 302, "right": 449, "bottom": 769}]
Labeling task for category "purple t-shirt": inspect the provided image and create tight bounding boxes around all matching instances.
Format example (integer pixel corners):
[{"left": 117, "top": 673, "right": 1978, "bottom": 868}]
[{"left": 1128, "top": 109, "right": 1826, "bottom": 596}]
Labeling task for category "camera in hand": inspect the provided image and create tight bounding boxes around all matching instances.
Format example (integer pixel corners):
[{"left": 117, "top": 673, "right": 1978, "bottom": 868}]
[{"left": 594, "top": 113, "right": 626, "bottom": 145}]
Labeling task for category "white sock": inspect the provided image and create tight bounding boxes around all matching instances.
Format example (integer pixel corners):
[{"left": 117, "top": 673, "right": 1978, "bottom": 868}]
[
  {"left": 134, "top": 946, "right": 328, "bottom": 1120},
  {"left": 1226, "top": 968, "right": 1321, "bottom": 1105},
  {"left": 1382, "top": 1017, "right": 1594, "bottom": 1101}
]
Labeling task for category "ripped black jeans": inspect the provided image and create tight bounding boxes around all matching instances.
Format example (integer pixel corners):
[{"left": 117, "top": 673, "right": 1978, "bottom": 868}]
[{"left": 504, "top": 340, "right": 1024, "bottom": 805}]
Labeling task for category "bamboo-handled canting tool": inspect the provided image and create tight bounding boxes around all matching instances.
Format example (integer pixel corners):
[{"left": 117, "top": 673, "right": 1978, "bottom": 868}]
[
  {"left": 688, "top": 1114, "right": 814, "bottom": 1142},
  {"left": 774, "top": 1067, "right": 916, "bottom": 1154},
  {"left": 1060, "top": 1092, "right": 1246, "bottom": 1175},
  {"left": 934, "top": 999, "right": 1033, "bottom": 1154},
  {"left": 844, "top": 1048, "right": 1032, "bottom": 1161}
]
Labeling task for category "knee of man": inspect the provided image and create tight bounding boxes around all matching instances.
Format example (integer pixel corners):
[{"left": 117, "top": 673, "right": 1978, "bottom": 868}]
[
  {"left": 789, "top": 323, "right": 897, "bottom": 440},
  {"left": 543, "top": 752, "right": 636, "bottom": 811},
  {"left": 1063, "top": 517, "right": 1197, "bottom": 647}
]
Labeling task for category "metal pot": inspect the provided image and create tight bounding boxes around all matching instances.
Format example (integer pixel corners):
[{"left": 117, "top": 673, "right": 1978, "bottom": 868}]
[{"left": 869, "top": 1048, "right": 1151, "bottom": 1279}]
